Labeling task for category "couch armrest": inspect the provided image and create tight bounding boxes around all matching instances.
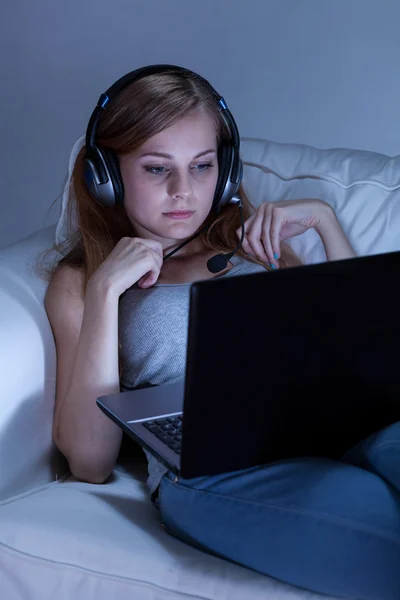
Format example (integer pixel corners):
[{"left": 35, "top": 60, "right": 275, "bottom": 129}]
[{"left": 0, "top": 227, "right": 68, "bottom": 501}]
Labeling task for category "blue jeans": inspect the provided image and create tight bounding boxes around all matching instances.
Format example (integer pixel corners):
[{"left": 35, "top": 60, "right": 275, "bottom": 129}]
[{"left": 157, "top": 421, "right": 400, "bottom": 600}]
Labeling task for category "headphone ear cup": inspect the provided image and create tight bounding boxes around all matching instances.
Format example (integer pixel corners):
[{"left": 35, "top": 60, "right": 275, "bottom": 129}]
[
  {"left": 213, "top": 145, "right": 231, "bottom": 210},
  {"left": 84, "top": 146, "right": 124, "bottom": 207},
  {"left": 101, "top": 148, "right": 124, "bottom": 205}
]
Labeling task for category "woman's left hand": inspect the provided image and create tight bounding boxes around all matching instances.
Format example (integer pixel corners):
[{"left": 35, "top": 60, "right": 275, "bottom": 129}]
[{"left": 236, "top": 198, "right": 333, "bottom": 268}]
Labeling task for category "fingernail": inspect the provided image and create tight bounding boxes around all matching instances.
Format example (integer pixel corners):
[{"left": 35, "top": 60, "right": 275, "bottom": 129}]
[
  {"left": 274, "top": 253, "right": 279, "bottom": 260},
  {"left": 270, "top": 263, "right": 277, "bottom": 270}
]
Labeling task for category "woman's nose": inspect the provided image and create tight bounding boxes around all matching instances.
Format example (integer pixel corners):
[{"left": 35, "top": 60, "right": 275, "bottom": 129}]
[{"left": 168, "top": 171, "right": 193, "bottom": 199}]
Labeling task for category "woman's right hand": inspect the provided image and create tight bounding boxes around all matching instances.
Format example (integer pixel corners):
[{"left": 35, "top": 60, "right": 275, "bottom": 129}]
[{"left": 89, "top": 237, "right": 164, "bottom": 298}]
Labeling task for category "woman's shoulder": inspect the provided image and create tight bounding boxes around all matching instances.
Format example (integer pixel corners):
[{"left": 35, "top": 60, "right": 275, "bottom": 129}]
[
  {"left": 48, "top": 262, "right": 85, "bottom": 290},
  {"left": 45, "top": 263, "right": 86, "bottom": 313}
]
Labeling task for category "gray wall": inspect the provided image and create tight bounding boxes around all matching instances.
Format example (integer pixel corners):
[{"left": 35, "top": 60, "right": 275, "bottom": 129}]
[{"left": 2, "top": 0, "right": 400, "bottom": 249}]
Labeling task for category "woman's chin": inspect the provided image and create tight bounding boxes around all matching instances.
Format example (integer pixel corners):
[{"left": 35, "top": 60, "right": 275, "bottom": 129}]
[{"left": 163, "top": 219, "right": 204, "bottom": 237}]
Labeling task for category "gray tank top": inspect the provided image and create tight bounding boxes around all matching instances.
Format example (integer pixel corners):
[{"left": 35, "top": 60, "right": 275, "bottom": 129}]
[{"left": 118, "top": 254, "right": 267, "bottom": 494}]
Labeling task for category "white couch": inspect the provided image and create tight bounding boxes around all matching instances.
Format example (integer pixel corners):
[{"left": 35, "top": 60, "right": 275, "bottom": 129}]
[{"left": 1, "top": 138, "right": 399, "bottom": 600}]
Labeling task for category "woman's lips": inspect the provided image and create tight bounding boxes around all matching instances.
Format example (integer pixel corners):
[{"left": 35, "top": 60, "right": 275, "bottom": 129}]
[{"left": 163, "top": 210, "right": 195, "bottom": 220}]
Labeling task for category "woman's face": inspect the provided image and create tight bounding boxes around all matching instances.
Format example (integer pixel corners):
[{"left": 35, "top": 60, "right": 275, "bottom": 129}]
[{"left": 119, "top": 109, "right": 219, "bottom": 252}]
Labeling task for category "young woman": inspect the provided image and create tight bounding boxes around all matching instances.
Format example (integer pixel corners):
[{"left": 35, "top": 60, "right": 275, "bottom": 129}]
[{"left": 43, "top": 65, "right": 400, "bottom": 600}]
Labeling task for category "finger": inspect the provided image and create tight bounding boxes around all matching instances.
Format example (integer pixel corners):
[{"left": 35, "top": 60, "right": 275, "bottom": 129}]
[
  {"left": 270, "top": 209, "right": 282, "bottom": 266},
  {"left": 138, "top": 266, "right": 160, "bottom": 289},
  {"left": 246, "top": 216, "right": 270, "bottom": 264},
  {"left": 137, "top": 274, "right": 148, "bottom": 288},
  {"left": 151, "top": 248, "right": 164, "bottom": 270},
  {"left": 236, "top": 214, "right": 254, "bottom": 241},
  {"left": 241, "top": 235, "right": 255, "bottom": 256},
  {"left": 139, "top": 238, "right": 164, "bottom": 259},
  {"left": 260, "top": 208, "right": 276, "bottom": 267},
  {"left": 138, "top": 252, "right": 162, "bottom": 288},
  {"left": 139, "top": 242, "right": 163, "bottom": 267}
]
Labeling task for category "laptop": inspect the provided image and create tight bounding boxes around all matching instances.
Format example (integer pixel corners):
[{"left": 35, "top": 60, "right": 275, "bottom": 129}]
[{"left": 97, "top": 251, "right": 400, "bottom": 479}]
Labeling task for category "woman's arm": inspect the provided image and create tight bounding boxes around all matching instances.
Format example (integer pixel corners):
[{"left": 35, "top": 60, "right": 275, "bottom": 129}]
[
  {"left": 45, "top": 237, "right": 163, "bottom": 484},
  {"left": 45, "top": 267, "right": 122, "bottom": 484},
  {"left": 237, "top": 199, "right": 357, "bottom": 267},
  {"left": 315, "top": 203, "right": 357, "bottom": 262}
]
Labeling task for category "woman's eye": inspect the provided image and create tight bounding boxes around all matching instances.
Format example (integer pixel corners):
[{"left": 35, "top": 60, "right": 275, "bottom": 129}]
[
  {"left": 144, "top": 163, "right": 214, "bottom": 176},
  {"left": 145, "top": 166, "right": 169, "bottom": 175},
  {"left": 195, "top": 162, "right": 213, "bottom": 172}
]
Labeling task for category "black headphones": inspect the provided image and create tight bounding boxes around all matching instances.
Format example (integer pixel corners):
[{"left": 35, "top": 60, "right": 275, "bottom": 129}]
[{"left": 84, "top": 64, "right": 243, "bottom": 213}]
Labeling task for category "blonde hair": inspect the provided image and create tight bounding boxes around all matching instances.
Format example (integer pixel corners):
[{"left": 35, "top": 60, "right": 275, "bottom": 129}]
[{"left": 38, "top": 68, "right": 300, "bottom": 293}]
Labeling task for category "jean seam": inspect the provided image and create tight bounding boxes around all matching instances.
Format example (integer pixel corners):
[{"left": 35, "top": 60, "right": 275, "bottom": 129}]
[
  {"left": 367, "top": 440, "right": 400, "bottom": 456},
  {"left": 162, "top": 476, "right": 400, "bottom": 545}
]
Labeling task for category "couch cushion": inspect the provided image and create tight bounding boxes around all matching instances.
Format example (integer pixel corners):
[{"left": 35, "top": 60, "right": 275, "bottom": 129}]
[
  {"left": 0, "top": 225, "right": 68, "bottom": 500},
  {"left": 0, "top": 224, "right": 56, "bottom": 303},
  {"left": 0, "top": 464, "right": 338, "bottom": 600}
]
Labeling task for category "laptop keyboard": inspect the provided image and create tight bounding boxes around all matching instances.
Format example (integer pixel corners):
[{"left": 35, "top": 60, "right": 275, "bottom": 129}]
[{"left": 143, "top": 415, "right": 183, "bottom": 453}]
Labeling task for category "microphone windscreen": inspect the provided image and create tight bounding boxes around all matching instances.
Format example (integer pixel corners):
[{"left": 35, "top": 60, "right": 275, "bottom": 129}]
[{"left": 207, "top": 254, "right": 228, "bottom": 274}]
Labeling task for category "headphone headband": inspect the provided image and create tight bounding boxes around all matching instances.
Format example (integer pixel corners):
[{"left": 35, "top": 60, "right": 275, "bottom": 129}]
[{"left": 84, "top": 64, "right": 243, "bottom": 208}]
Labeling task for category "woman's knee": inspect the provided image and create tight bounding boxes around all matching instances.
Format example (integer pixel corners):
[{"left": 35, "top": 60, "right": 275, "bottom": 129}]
[{"left": 343, "top": 421, "right": 400, "bottom": 493}]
